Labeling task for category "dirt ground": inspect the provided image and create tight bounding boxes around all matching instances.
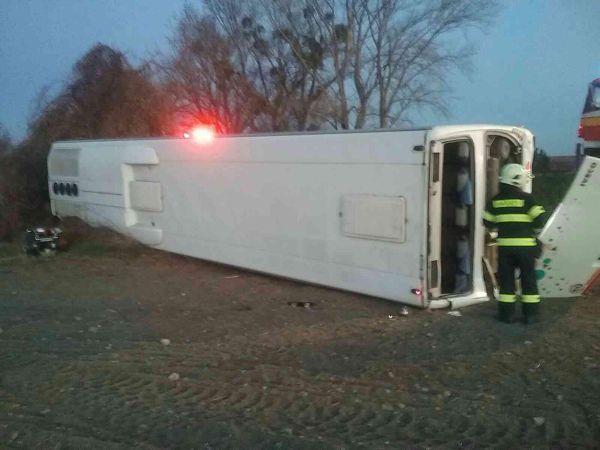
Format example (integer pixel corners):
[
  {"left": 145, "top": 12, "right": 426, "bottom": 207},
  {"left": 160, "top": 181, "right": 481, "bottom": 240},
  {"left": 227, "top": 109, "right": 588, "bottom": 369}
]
[{"left": 0, "top": 229, "right": 598, "bottom": 449}]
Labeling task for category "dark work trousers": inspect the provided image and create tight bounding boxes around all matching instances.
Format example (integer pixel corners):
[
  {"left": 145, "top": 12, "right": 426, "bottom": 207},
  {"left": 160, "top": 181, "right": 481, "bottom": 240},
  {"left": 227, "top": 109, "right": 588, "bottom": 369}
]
[{"left": 497, "top": 246, "right": 540, "bottom": 304}]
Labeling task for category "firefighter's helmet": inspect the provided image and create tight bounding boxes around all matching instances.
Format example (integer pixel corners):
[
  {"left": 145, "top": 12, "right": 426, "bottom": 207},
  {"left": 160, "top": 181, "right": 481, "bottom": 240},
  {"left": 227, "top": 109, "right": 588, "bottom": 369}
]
[{"left": 500, "top": 163, "right": 533, "bottom": 187}]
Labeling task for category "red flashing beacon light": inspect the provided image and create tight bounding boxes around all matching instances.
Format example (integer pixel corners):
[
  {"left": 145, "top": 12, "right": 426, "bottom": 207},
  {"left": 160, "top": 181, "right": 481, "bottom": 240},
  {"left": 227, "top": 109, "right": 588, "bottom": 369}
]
[{"left": 183, "top": 125, "right": 215, "bottom": 144}]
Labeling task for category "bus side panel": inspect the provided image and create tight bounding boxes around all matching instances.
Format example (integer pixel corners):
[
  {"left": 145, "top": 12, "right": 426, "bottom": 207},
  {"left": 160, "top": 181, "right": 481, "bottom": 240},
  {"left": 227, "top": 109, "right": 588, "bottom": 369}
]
[
  {"left": 151, "top": 132, "right": 427, "bottom": 305},
  {"left": 538, "top": 156, "right": 600, "bottom": 297},
  {"left": 50, "top": 131, "right": 427, "bottom": 305}
]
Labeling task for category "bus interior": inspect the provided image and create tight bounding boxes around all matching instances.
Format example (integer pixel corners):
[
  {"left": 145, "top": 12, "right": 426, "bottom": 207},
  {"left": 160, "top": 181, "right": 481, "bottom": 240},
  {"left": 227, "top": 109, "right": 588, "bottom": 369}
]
[{"left": 438, "top": 135, "right": 521, "bottom": 297}]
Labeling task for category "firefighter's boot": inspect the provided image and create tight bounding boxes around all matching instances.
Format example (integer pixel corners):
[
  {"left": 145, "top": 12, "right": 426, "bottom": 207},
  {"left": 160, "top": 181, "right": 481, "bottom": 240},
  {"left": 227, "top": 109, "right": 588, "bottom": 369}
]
[
  {"left": 523, "top": 303, "right": 540, "bottom": 325},
  {"left": 496, "top": 302, "right": 516, "bottom": 323}
]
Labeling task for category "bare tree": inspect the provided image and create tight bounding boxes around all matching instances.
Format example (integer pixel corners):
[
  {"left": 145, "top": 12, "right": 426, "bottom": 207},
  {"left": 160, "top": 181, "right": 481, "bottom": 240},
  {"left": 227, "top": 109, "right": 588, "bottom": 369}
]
[
  {"left": 250, "top": 1, "right": 340, "bottom": 129},
  {"left": 25, "top": 44, "right": 172, "bottom": 144},
  {"left": 46, "top": 44, "right": 173, "bottom": 138},
  {"left": 159, "top": 7, "right": 270, "bottom": 134},
  {"left": 146, "top": 0, "right": 496, "bottom": 133},
  {"left": 365, "top": 0, "right": 494, "bottom": 127},
  {"left": 272, "top": 0, "right": 495, "bottom": 128},
  {"left": 167, "top": 1, "right": 341, "bottom": 131},
  {"left": 0, "top": 124, "right": 16, "bottom": 238},
  {"left": 0, "top": 44, "right": 174, "bottom": 238}
]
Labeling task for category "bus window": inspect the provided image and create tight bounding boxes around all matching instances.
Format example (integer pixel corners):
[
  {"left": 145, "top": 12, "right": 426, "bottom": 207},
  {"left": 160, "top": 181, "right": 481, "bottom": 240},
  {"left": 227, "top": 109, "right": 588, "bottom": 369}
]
[{"left": 583, "top": 79, "right": 600, "bottom": 113}]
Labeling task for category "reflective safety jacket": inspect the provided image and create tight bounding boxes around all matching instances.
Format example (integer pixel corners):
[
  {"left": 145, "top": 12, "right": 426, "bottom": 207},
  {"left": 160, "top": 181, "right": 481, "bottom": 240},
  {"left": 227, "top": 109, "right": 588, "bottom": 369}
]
[{"left": 483, "top": 184, "right": 546, "bottom": 247}]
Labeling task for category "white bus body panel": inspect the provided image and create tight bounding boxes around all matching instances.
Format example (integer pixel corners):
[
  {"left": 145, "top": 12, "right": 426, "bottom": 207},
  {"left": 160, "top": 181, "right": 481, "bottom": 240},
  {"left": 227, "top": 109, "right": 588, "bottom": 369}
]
[
  {"left": 49, "top": 130, "right": 429, "bottom": 306},
  {"left": 537, "top": 156, "right": 600, "bottom": 297},
  {"left": 48, "top": 125, "right": 536, "bottom": 307}
]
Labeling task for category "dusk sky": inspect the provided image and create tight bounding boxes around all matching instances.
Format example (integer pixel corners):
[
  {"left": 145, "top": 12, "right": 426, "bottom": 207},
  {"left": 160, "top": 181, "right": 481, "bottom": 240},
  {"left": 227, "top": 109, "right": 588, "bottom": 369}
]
[{"left": 1, "top": 0, "right": 599, "bottom": 154}]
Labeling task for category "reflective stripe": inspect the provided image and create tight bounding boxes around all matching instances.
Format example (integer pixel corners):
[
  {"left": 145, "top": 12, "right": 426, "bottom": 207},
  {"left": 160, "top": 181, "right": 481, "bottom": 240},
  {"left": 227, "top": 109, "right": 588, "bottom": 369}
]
[
  {"left": 483, "top": 211, "right": 496, "bottom": 222},
  {"left": 493, "top": 199, "right": 525, "bottom": 208},
  {"left": 495, "top": 214, "right": 533, "bottom": 223},
  {"left": 522, "top": 294, "right": 541, "bottom": 304},
  {"left": 499, "top": 294, "right": 517, "bottom": 303},
  {"left": 528, "top": 205, "right": 545, "bottom": 219},
  {"left": 496, "top": 238, "right": 537, "bottom": 247}
]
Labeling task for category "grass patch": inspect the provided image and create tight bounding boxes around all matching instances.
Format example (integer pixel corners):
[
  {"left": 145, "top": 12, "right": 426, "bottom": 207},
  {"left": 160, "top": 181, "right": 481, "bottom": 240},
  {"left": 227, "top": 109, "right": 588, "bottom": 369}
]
[
  {"left": 0, "top": 241, "right": 20, "bottom": 259},
  {"left": 532, "top": 171, "right": 576, "bottom": 215},
  {"left": 66, "top": 227, "right": 147, "bottom": 258}
]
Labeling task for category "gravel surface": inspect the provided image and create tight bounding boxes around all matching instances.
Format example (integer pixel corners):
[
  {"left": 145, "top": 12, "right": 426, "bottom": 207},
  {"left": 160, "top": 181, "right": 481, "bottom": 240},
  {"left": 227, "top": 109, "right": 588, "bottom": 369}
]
[{"left": 0, "top": 234, "right": 598, "bottom": 449}]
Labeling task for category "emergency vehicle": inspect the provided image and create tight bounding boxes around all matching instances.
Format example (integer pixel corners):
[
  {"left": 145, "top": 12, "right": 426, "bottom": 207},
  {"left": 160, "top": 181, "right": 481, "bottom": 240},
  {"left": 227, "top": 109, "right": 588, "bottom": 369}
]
[{"left": 578, "top": 78, "right": 600, "bottom": 157}]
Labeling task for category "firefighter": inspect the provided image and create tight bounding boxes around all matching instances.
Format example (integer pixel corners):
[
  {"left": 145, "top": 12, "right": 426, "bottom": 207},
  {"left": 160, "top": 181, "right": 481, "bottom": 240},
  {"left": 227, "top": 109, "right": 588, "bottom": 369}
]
[{"left": 483, "top": 164, "right": 547, "bottom": 324}]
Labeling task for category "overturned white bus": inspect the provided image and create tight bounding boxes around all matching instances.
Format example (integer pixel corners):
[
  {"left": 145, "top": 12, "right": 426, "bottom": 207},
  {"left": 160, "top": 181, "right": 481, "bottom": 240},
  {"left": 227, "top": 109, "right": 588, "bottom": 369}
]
[{"left": 48, "top": 125, "right": 593, "bottom": 308}]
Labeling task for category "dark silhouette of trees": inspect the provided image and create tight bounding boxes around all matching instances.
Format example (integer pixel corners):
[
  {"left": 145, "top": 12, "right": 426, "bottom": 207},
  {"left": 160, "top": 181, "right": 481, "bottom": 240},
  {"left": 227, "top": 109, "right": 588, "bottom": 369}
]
[
  {"left": 0, "top": 126, "right": 17, "bottom": 238},
  {"left": 159, "top": 8, "right": 268, "bottom": 134},
  {"left": 31, "top": 44, "right": 173, "bottom": 141},
  {"left": 0, "top": 44, "right": 175, "bottom": 238},
  {"left": 163, "top": 0, "right": 496, "bottom": 131},
  {"left": 533, "top": 148, "right": 551, "bottom": 174},
  {"left": 160, "top": 4, "right": 338, "bottom": 132}
]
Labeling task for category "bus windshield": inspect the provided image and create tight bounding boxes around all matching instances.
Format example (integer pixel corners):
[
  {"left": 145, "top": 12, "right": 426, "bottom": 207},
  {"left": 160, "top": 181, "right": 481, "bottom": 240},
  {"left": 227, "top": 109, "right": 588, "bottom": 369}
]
[{"left": 583, "top": 78, "right": 600, "bottom": 113}]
